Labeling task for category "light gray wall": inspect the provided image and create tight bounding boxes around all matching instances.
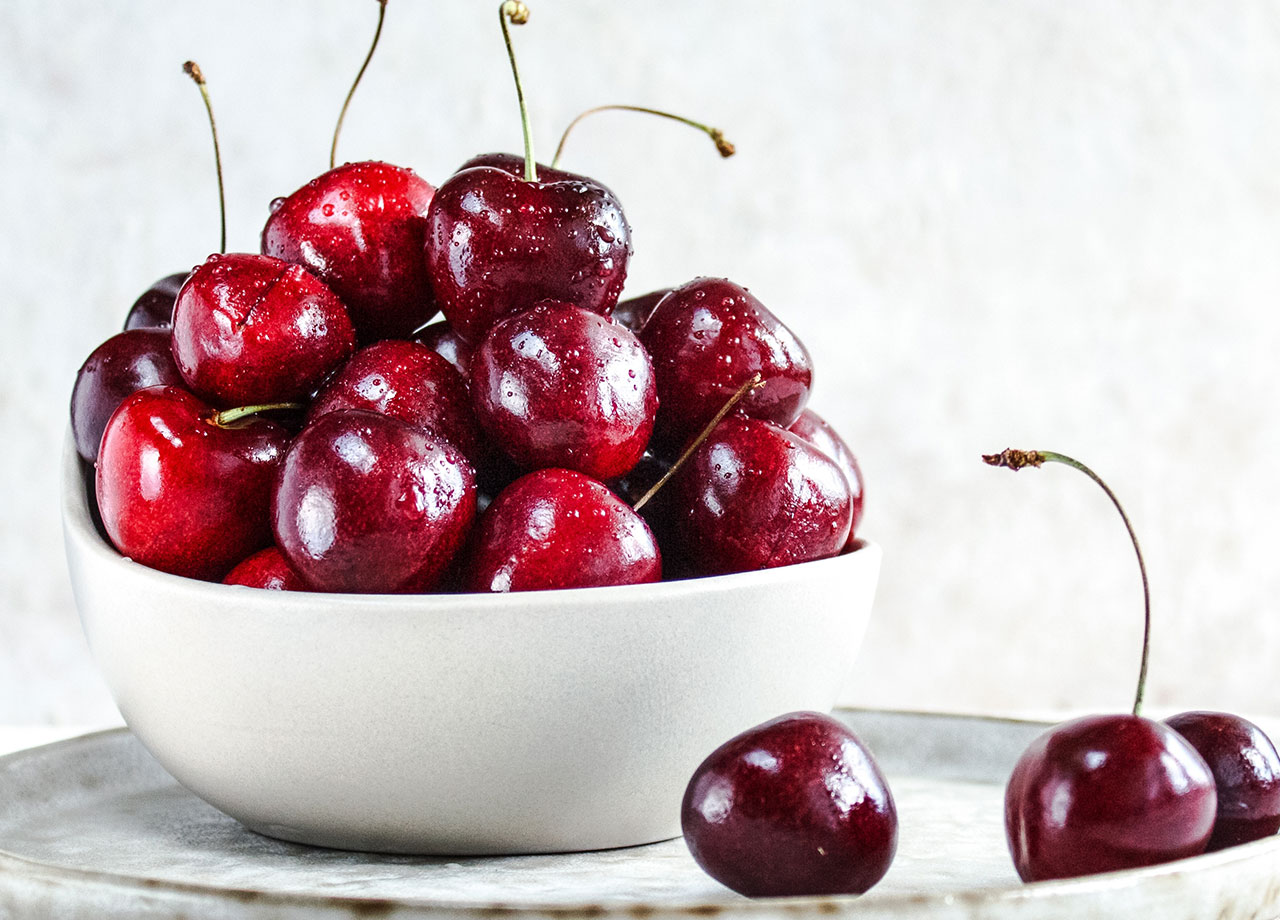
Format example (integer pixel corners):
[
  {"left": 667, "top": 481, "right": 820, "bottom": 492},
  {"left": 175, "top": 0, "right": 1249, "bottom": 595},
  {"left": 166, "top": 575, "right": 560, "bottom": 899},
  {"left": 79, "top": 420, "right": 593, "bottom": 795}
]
[{"left": 5, "top": 0, "right": 1280, "bottom": 722}]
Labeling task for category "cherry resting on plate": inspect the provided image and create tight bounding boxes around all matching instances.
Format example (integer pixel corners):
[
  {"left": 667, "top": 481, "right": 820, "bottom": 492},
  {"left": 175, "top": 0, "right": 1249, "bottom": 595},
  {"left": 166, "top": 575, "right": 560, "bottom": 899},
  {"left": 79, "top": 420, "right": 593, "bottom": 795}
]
[
  {"left": 1166, "top": 711, "right": 1280, "bottom": 851},
  {"left": 682, "top": 711, "right": 897, "bottom": 898},
  {"left": 463, "top": 468, "right": 660, "bottom": 592},
  {"left": 171, "top": 253, "right": 356, "bottom": 407},
  {"left": 470, "top": 300, "right": 656, "bottom": 481},
  {"left": 986, "top": 448, "right": 1217, "bottom": 882},
  {"left": 124, "top": 272, "right": 187, "bottom": 330},
  {"left": 272, "top": 409, "right": 476, "bottom": 593},
  {"left": 640, "top": 277, "right": 812, "bottom": 451},
  {"left": 789, "top": 408, "right": 865, "bottom": 543},
  {"left": 223, "top": 547, "right": 306, "bottom": 591},
  {"left": 96, "top": 386, "right": 290, "bottom": 581},
  {"left": 71, "top": 329, "right": 183, "bottom": 462}
]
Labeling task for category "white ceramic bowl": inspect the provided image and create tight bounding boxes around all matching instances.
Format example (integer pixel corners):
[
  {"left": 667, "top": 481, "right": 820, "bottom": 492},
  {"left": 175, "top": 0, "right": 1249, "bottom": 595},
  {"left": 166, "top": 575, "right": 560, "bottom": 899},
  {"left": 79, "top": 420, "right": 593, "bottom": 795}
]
[{"left": 61, "top": 434, "right": 881, "bottom": 855}]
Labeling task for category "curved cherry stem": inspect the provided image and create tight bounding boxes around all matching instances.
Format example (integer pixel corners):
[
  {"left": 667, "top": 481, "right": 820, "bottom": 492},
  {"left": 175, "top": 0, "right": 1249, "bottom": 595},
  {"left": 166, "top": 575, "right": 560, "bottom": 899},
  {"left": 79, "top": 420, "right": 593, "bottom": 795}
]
[
  {"left": 551, "top": 105, "right": 736, "bottom": 169},
  {"left": 331, "top": 0, "right": 389, "bottom": 170},
  {"left": 183, "top": 61, "right": 226, "bottom": 254},
  {"left": 498, "top": 1, "right": 537, "bottom": 182},
  {"left": 633, "top": 373, "right": 763, "bottom": 512},
  {"left": 982, "top": 448, "right": 1151, "bottom": 717},
  {"left": 211, "top": 402, "right": 304, "bottom": 429}
]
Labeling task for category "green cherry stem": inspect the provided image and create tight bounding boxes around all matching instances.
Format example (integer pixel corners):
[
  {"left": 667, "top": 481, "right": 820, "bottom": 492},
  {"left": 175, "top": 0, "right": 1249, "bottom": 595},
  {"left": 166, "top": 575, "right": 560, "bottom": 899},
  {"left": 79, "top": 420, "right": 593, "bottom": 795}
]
[
  {"left": 498, "top": 1, "right": 537, "bottom": 182},
  {"left": 633, "top": 373, "right": 763, "bottom": 513},
  {"left": 211, "top": 402, "right": 304, "bottom": 428},
  {"left": 551, "top": 105, "right": 736, "bottom": 169},
  {"left": 982, "top": 448, "right": 1151, "bottom": 718},
  {"left": 183, "top": 61, "right": 226, "bottom": 254},
  {"left": 331, "top": 0, "right": 389, "bottom": 170}
]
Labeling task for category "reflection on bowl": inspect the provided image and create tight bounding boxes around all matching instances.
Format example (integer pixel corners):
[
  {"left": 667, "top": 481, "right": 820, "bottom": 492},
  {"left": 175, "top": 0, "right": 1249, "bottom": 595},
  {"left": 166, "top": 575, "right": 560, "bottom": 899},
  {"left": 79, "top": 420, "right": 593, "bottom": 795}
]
[{"left": 61, "top": 434, "right": 881, "bottom": 855}]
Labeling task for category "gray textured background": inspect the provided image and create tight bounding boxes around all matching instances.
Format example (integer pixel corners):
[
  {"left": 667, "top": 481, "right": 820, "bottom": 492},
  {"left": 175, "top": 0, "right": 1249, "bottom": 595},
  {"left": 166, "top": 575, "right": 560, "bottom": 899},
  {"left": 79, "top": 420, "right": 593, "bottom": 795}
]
[{"left": 4, "top": 1, "right": 1280, "bottom": 724}]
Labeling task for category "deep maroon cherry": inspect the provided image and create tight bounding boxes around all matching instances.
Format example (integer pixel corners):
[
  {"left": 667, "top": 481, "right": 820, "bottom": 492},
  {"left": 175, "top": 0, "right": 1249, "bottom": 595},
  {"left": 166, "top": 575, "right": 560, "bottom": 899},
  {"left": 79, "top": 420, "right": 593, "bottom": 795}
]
[
  {"left": 71, "top": 329, "right": 184, "bottom": 462},
  {"left": 96, "top": 386, "right": 289, "bottom": 581},
  {"left": 272, "top": 409, "right": 475, "bottom": 593},
  {"left": 171, "top": 253, "right": 356, "bottom": 407},
  {"left": 223, "top": 546, "right": 306, "bottom": 591},
  {"left": 1005, "top": 715, "right": 1216, "bottom": 881},
  {"left": 789, "top": 409, "right": 865, "bottom": 544},
  {"left": 669, "top": 416, "right": 851, "bottom": 576},
  {"left": 1166, "top": 711, "right": 1280, "bottom": 851},
  {"left": 413, "top": 320, "right": 473, "bottom": 381},
  {"left": 308, "top": 340, "right": 486, "bottom": 474},
  {"left": 124, "top": 273, "right": 187, "bottom": 330},
  {"left": 454, "top": 152, "right": 578, "bottom": 184},
  {"left": 263, "top": 161, "right": 438, "bottom": 342},
  {"left": 640, "top": 278, "right": 813, "bottom": 450},
  {"left": 682, "top": 711, "right": 897, "bottom": 898},
  {"left": 463, "top": 468, "right": 660, "bottom": 592},
  {"left": 471, "top": 300, "right": 656, "bottom": 480},
  {"left": 611, "top": 288, "right": 671, "bottom": 334}
]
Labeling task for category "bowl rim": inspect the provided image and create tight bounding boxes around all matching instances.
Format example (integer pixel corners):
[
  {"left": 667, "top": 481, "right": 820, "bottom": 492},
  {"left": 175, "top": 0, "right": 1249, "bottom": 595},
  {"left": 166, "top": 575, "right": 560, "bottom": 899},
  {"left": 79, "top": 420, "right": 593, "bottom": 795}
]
[{"left": 63, "top": 428, "right": 880, "bottom": 609}]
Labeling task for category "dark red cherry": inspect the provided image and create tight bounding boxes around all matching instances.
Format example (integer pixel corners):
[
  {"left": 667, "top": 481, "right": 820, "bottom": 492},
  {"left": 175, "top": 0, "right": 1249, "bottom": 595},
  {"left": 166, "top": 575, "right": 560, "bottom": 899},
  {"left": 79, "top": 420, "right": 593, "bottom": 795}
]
[
  {"left": 612, "top": 288, "right": 671, "bottom": 333},
  {"left": 413, "top": 320, "right": 473, "bottom": 381},
  {"left": 454, "top": 152, "right": 578, "bottom": 184},
  {"left": 71, "top": 329, "right": 184, "bottom": 462},
  {"left": 463, "top": 468, "right": 660, "bottom": 592},
  {"left": 640, "top": 278, "right": 812, "bottom": 451},
  {"left": 124, "top": 272, "right": 187, "bottom": 330},
  {"left": 670, "top": 417, "right": 851, "bottom": 575},
  {"left": 171, "top": 253, "right": 356, "bottom": 407},
  {"left": 1005, "top": 715, "right": 1216, "bottom": 881},
  {"left": 471, "top": 300, "right": 656, "bottom": 480},
  {"left": 682, "top": 711, "right": 897, "bottom": 898},
  {"left": 223, "top": 546, "right": 306, "bottom": 591},
  {"left": 308, "top": 340, "right": 486, "bottom": 474},
  {"left": 96, "top": 386, "right": 289, "bottom": 581},
  {"left": 272, "top": 409, "right": 475, "bottom": 593},
  {"left": 263, "top": 160, "right": 437, "bottom": 342},
  {"left": 789, "top": 409, "right": 865, "bottom": 543},
  {"left": 424, "top": 165, "right": 631, "bottom": 344},
  {"left": 1166, "top": 711, "right": 1280, "bottom": 851}
]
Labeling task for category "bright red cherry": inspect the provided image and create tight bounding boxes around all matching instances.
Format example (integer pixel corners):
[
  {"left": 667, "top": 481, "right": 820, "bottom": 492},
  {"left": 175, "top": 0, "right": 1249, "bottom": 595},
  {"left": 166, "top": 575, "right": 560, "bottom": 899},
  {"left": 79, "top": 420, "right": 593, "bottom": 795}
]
[
  {"left": 124, "top": 272, "right": 187, "bottom": 330},
  {"left": 640, "top": 278, "right": 813, "bottom": 451},
  {"left": 789, "top": 409, "right": 865, "bottom": 544},
  {"left": 223, "top": 546, "right": 306, "bottom": 591},
  {"left": 1166, "top": 711, "right": 1280, "bottom": 851},
  {"left": 463, "top": 468, "right": 660, "bottom": 592},
  {"left": 96, "top": 386, "right": 289, "bottom": 581},
  {"left": 71, "top": 329, "right": 183, "bottom": 462},
  {"left": 272, "top": 409, "right": 476, "bottom": 593},
  {"left": 262, "top": 161, "right": 437, "bottom": 342},
  {"left": 682, "top": 711, "right": 897, "bottom": 898},
  {"left": 471, "top": 300, "right": 656, "bottom": 480},
  {"left": 170, "top": 253, "right": 356, "bottom": 408}
]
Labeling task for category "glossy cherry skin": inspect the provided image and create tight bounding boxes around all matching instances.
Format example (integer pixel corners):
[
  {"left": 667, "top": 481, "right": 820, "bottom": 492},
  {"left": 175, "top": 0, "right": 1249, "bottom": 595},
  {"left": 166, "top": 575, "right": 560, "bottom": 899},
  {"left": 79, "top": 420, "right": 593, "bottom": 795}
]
[
  {"left": 669, "top": 417, "right": 852, "bottom": 576},
  {"left": 96, "top": 386, "right": 290, "bottom": 581},
  {"left": 640, "top": 278, "right": 813, "bottom": 451},
  {"left": 1005, "top": 714, "right": 1217, "bottom": 882},
  {"left": 263, "top": 161, "right": 437, "bottom": 342},
  {"left": 454, "top": 152, "right": 579, "bottom": 184},
  {"left": 272, "top": 409, "right": 476, "bottom": 593},
  {"left": 223, "top": 546, "right": 306, "bottom": 591},
  {"left": 425, "top": 164, "right": 631, "bottom": 344},
  {"left": 124, "top": 272, "right": 187, "bottom": 330},
  {"left": 463, "top": 468, "right": 660, "bottom": 592},
  {"left": 1166, "top": 711, "right": 1280, "bottom": 851},
  {"left": 471, "top": 300, "right": 657, "bottom": 480},
  {"left": 171, "top": 253, "right": 356, "bottom": 407},
  {"left": 789, "top": 409, "right": 865, "bottom": 544},
  {"left": 682, "top": 711, "right": 897, "bottom": 898},
  {"left": 70, "top": 329, "right": 184, "bottom": 462},
  {"left": 308, "top": 340, "right": 486, "bottom": 474},
  {"left": 611, "top": 288, "right": 672, "bottom": 333},
  {"left": 414, "top": 320, "right": 473, "bottom": 381}
]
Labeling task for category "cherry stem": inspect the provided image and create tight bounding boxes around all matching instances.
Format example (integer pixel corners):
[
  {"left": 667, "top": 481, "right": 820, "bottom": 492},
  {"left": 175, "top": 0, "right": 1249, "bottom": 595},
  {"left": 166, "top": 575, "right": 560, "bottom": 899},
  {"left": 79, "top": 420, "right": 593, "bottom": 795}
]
[
  {"left": 330, "top": 0, "right": 388, "bottom": 170},
  {"left": 211, "top": 402, "right": 304, "bottom": 428},
  {"left": 183, "top": 61, "right": 226, "bottom": 254},
  {"left": 551, "top": 105, "right": 736, "bottom": 169},
  {"left": 498, "top": 1, "right": 537, "bottom": 182},
  {"left": 633, "top": 373, "right": 763, "bottom": 513},
  {"left": 982, "top": 448, "right": 1151, "bottom": 718}
]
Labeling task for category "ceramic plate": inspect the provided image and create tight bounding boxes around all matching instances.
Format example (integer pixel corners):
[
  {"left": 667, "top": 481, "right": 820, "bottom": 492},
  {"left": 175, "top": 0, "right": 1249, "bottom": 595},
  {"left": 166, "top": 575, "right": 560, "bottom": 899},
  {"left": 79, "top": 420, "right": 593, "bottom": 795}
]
[{"left": 1, "top": 709, "right": 1278, "bottom": 919}]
